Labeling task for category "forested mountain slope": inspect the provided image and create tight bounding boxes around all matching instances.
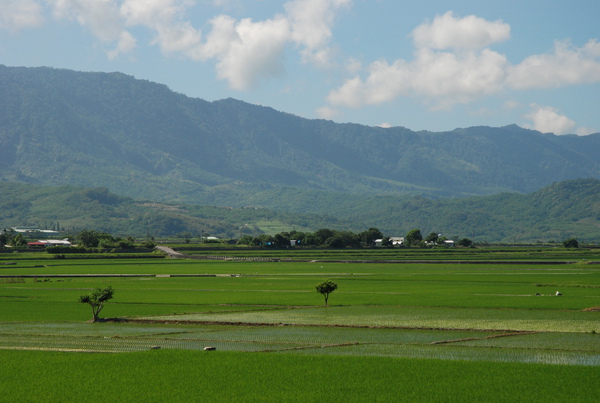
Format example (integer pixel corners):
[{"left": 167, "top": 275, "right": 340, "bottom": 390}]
[
  {"left": 1, "top": 179, "right": 598, "bottom": 243},
  {"left": 0, "top": 182, "right": 344, "bottom": 239},
  {"left": 1, "top": 65, "right": 599, "bottom": 207}
]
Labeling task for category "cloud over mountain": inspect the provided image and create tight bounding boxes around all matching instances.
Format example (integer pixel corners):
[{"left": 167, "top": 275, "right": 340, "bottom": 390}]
[
  {"left": 0, "top": 0, "right": 43, "bottom": 32},
  {"left": 1, "top": 1, "right": 598, "bottom": 135},
  {"left": 15, "top": 0, "right": 347, "bottom": 89},
  {"left": 325, "top": 11, "right": 600, "bottom": 118}
]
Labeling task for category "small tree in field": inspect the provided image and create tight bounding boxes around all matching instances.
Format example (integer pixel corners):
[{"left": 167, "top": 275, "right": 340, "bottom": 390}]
[
  {"left": 458, "top": 238, "right": 473, "bottom": 247},
  {"left": 316, "top": 280, "right": 338, "bottom": 306},
  {"left": 79, "top": 286, "right": 114, "bottom": 322}
]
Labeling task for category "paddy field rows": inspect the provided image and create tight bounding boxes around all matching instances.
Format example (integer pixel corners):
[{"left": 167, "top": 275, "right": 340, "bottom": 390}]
[{"left": 0, "top": 250, "right": 599, "bottom": 401}]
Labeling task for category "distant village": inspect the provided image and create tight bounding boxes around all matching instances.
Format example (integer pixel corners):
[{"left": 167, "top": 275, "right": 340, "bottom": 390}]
[
  {"left": 2, "top": 226, "right": 466, "bottom": 249},
  {"left": 3, "top": 227, "right": 72, "bottom": 248}
]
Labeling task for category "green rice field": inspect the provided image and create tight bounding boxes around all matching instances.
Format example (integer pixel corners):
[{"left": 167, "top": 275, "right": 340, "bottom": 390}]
[{"left": 1, "top": 247, "right": 599, "bottom": 401}]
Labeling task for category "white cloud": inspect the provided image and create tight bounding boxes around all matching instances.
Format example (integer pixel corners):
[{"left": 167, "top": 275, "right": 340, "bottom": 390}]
[
  {"left": 3, "top": 0, "right": 351, "bottom": 91},
  {"left": 198, "top": 0, "right": 350, "bottom": 89},
  {"left": 327, "top": 59, "right": 411, "bottom": 108},
  {"left": 524, "top": 105, "right": 576, "bottom": 135},
  {"left": 508, "top": 39, "right": 600, "bottom": 89},
  {"left": 106, "top": 30, "right": 136, "bottom": 59},
  {"left": 328, "top": 34, "right": 509, "bottom": 108},
  {"left": 327, "top": 12, "right": 511, "bottom": 110},
  {"left": 199, "top": 14, "right": 237, "bottom": 59},
  {"left": 203, "top": 15, "right": 291, "bottom": 90},
  {"left": 120, "top": 0, "right": 202, "bottom": 57},
  {"left": 43, "top": 0, "right": 203, "bottom": 59},
  {"left": 0, "top": 0, "right": 44, "bottom": 32},
  {"left": 325, "top": 12, "right": 600, "bottom": 114},
  {"left": 47, "top": 0, "right": 136, "bottom": 58},
  {"left": 411, "top": 48, "right": 508, "bottom": 108},
  {"left": 412, "top": 11, "right": 510, "bottom": 50},
  {"left": 43, "top": 0, "right": 204, "bottom": 59},
  {"left": 285, "top": 0, "right": 351, "bottom": 66},
  {"left": 201, "top": 0, "right": 351, "bottom": 89}
]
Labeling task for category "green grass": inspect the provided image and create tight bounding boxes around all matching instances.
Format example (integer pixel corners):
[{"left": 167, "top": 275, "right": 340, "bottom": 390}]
[
  {"left": 178, "top": 245, "right": 600, "bottom": 261},
  {"left": 2, "top": 321, "right": 597, "bottom": 365},
  {"left": 254, "top": 220, "right": 301, "bottom": 235},
  {"left": 3, "top": 245, "right": 600, "bottom": 264},
  {"left": 287, "top": 343, "right": 600, "bottom": 366},
  {"left": 458, "top": 331, "right": 600, "bottom": 351},
  {"left": 1, "top": 350, "right": 598, "bottom": 402},
  {"left": 141, "top": 304, "right": 600, "bottom": 333},
  {"left": 0, "top": 251, "right": 599, "bottom": 401}
]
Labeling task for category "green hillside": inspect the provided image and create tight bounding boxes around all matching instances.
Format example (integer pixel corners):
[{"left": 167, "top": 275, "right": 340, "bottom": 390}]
[
  {"left": 0, "top": 182, "right": 345, "bottom": 239},
  {"left": 1, "top": 179, "right": 598, "bottom": 243}
]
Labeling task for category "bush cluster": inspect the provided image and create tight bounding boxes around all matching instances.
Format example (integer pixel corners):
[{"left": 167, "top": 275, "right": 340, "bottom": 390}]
[{"left": 236, "top": 228, "right": 384, "bottom": 248}]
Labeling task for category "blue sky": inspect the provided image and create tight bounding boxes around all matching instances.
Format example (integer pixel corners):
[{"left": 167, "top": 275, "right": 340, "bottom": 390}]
[{"left": 1, "top": 0, "right": 599, "bottom": 134}]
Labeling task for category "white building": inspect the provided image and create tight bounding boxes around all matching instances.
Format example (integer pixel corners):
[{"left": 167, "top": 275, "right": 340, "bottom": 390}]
[{"left": 374, "top": 237, "right": 405, "bottom": 246}]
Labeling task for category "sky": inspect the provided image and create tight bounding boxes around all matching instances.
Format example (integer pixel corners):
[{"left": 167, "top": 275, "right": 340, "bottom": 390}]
[{"left": 1, "top": 0, "right": 599, "bottom": 135}]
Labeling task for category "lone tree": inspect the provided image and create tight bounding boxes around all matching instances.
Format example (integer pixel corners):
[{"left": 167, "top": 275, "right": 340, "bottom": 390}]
[
  {"left": 316, "top": 280, "right": 338, "bottom": 306},
  {"left": 458, "top": 238, "right": 473, "bottom": 247},
  {"left": 563, "top": 238, "right": 579, "bottom": 248},
  {"left": 79, "top": 286, "right": 114, "bottom": 322}
]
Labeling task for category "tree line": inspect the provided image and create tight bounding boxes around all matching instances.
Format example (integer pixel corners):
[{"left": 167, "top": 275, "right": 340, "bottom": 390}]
[
  {"left": 236, "top": 227, "right": 474, "bottom": 248},
  {"left": 0, "top": 228, "right": 156, "bottom": 250},
  {"left": 237, "top": 228, "right": 381, "bottom": 248},
  {"left": 1, "top": 227, "right": 580, "bottom": 250}
]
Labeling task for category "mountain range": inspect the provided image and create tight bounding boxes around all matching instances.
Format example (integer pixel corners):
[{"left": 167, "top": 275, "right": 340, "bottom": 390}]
[{"left": 1, "top": 65, "right": 599, "bottom": 242}]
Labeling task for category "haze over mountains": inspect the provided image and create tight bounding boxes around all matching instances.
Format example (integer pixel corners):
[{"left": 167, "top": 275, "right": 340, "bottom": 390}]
[{"left": 1, "top": 65, "right": 599, "bottom": 242}]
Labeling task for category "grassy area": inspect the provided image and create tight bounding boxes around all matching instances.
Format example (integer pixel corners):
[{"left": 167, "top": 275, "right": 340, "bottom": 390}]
[
  {"left": 254, "top": 220, "right": 305, "bottom": 235},
  {"left": 0, "top": 250, "right": 599, "bottom": 401},
  {"left": 175, "top": 245, "right": 600, "bottom": 261},
  {"left": 1, "top": 350, "right": 599, "bottom": 402}
]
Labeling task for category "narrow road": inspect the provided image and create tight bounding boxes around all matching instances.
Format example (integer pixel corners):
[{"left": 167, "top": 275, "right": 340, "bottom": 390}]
[{"left": 155, "top": 245, "right": 187, "bottom": 258}]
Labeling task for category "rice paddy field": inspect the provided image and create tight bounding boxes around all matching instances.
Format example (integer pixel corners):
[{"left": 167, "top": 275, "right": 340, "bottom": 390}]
[{"left": 1, "top": 247, "right": 599, "bottom": 401}]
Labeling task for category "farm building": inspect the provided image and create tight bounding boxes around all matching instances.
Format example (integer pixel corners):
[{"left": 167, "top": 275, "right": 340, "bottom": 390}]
[
  {"left": 27, "top": 240, "right": 71, "bottom": 248},
  {"left": 374, "top": 237, "right": 405, "bottom": 246},
  {"left": 390, "top": 237, "right": 405, "bottom": 246}
]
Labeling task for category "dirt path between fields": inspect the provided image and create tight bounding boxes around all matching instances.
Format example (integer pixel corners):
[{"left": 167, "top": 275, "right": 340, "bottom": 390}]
[{"left": 155, "top": 245, "right": 187, "bottom": 258}]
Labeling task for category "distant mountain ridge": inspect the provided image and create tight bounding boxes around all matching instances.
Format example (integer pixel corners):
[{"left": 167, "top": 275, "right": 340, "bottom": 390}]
[{"left": 1, "top": 64, "right": 600, "bottom": 208}]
